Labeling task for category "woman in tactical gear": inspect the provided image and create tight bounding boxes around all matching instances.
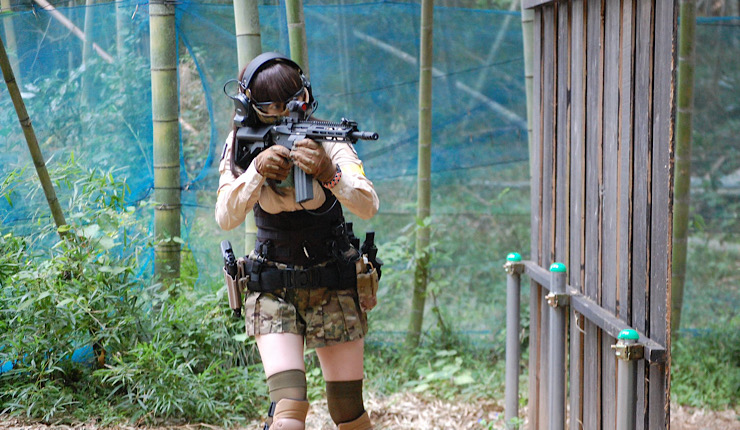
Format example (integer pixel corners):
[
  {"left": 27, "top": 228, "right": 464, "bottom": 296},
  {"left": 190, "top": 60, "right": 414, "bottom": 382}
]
[{"left": 215, "top": 52, "right": 379, "bottom": 430}]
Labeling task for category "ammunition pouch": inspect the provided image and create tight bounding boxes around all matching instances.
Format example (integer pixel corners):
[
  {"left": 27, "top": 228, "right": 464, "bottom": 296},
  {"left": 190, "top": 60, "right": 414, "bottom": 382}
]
[{"left": 355, "top": 256, "right": 379, "bottom": 311}]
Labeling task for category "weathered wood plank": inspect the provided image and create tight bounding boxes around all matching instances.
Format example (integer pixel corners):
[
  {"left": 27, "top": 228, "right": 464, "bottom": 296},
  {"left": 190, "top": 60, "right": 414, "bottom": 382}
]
[
  {"left": 618, "top": 0, "right": 635, "bottom": 326},
  {"left": 648, "top": 0, "right": 676, "bottom": 426},
  {"left": 542, "top": 4, "right": 556, "bottom": 269},
  {"left": 569, "top": 0, "right": 587, "bottom": 426},
  {"left": 555, "top": 0, "right": 570, "bottom": 265},
  {"left": 567, "top": 286, "right": 667, "bottom": 362},
  {"left": 583, "top": 0, "right": 604, "bottom": 426},
  {"left": 584, "top": 0, "right": 604, "bottom": 306},
  {"left": 601, "top": 0, "right": 622, "bottom": 427},
  {"left": 539, "top": 6, "right": 557, "bottom": 427},
  {"left": 555, "top": 5, "right": 571, "bottom": 425},
  {"left": 583, "top": 321, "right": 602, "bottom": 429},
  {"left": 569, "top": 0, "right": 587, "bottom": 304},
  {"left": 569, "top": 309, "right": 585, "bottom": 430},
  {"left": 632, "top": 0, "right": 654, "bottom": 426},
  {"left": 529, "top": 10, "right": 544, "bottom": 429}
]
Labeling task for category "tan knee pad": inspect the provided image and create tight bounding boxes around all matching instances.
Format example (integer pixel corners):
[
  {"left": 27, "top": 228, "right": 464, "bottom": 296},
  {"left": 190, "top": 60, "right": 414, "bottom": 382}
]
[
  {"left": 337, "top": 411, "right": 373, "bottom": 430},
  {"left": 264, "top": 398, "right": 309, "bottom": 430}
]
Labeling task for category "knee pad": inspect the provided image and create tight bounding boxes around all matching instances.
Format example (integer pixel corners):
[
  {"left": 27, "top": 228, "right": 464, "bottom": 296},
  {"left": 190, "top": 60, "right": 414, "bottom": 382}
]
[
  {"left": 326, "top": 379, "right": 366, "bottom": 425},
  {"left": 267, "top": 369, "right": 307, "bottom": 402},
  {"left": 263, "top": 398, "right": 309, "bottom": 430}
]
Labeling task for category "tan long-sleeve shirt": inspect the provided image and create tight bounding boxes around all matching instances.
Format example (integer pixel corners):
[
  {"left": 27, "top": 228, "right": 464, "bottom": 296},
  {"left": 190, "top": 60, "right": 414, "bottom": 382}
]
[{"left": 215, "top": 131, "right": 379, "bottom": 231}]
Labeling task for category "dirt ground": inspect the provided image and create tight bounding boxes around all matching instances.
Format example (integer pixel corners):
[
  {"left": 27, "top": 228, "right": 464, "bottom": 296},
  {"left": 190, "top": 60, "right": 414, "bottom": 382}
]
[{"left": 1, "top": 392, "right": 738, "bottom": 429}]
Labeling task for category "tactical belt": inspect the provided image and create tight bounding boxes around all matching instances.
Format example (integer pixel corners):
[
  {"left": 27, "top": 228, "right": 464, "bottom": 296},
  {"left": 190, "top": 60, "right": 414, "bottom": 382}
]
[{"left": 242, "top": 258, "right": 356, "bottom": 293}]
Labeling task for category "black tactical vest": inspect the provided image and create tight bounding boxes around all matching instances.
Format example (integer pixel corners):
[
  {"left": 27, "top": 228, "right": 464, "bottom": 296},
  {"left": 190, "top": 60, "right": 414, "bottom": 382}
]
[{"left": 253, "top": 188, "right": 348, "bottom": 266}]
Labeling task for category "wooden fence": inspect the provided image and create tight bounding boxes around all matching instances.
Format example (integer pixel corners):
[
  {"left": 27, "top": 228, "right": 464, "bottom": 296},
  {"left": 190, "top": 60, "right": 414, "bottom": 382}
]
[{"left": 518, "top": 0, "right": 678, "bottom": 427}]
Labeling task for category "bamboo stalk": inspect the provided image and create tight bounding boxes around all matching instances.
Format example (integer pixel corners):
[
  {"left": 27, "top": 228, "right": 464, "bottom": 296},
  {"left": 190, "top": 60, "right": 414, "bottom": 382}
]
[
  {"left": 233, "top": 0, "right": 263, "bottom": 254},
  {"left": 406, "top": 0, "right": 434, "bottom": 350},
  {"left": 284, "top": 0, "right": 309, "bottom": 77},
  {"left": 150, "top": 0, "right": 181, "bottom": 282},
  {"left": 0, "top": 35, "right": 67, "bottom": 237},
  {"left": 671, "top": 0, "right": 697, "bottom": 339},
  {"left": 234, "top": 0, "right": 262, "bottom": 69}
]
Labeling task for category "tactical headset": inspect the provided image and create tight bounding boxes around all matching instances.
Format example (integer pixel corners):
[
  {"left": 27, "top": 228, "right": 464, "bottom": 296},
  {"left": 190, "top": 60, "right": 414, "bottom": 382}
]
[{"left": 228, "top": 52, "right": 315, "bottom": 128}]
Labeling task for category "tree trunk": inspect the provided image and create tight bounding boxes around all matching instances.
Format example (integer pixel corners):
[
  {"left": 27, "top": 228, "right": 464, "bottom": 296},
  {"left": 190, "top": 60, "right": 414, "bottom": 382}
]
[
  {"left": 405, "top": 0, "right": 434, "bottom": 350},
  {"left": 671, "top": 0, "right": 697, "bottom": 339},
  {"left": 0, "top": 36, "right": 67, "bottom": 237},
  {"left": 284, "top": 0, "right": 309, "bottom": 77},
  {"left": 233, "top": 0, "right": 262, "bottom": 254},
  {"left": 150, "top": 0, "right": 181, "bottom": 282}
]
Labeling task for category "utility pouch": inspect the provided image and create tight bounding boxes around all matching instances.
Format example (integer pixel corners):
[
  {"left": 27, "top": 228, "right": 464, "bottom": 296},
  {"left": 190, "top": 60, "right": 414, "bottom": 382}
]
[{"left": 356, "top": 256, "right": 379, "bottom": 311}]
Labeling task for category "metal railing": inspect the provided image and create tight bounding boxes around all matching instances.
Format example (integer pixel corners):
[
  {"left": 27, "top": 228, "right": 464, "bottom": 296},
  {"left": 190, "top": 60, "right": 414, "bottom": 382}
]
[{"left": 503, "top": 253, "right": 667, "bottom": 430}]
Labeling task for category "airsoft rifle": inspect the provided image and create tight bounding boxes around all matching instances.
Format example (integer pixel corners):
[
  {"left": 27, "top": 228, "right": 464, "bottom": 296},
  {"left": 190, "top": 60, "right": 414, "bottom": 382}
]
[{"left": 233, "top": 101, "right": 378, "bottom": 203}]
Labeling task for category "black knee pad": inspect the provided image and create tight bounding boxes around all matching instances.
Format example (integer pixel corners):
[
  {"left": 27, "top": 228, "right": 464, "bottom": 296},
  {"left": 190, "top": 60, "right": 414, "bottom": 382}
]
[{"left": 326, "top": 379, "right": 365, "bottom": 425}]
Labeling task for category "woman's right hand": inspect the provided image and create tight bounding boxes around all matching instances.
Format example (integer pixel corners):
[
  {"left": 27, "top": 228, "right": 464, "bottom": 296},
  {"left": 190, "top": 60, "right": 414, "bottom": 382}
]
[{"left": 254, "top": 145, "right": 292, "bottom": 181}]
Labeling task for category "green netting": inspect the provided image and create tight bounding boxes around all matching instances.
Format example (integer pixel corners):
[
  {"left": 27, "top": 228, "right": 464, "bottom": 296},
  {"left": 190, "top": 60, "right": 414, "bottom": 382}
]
[{"left": 0, "top": 1, "right": 737, "bottom": 343}]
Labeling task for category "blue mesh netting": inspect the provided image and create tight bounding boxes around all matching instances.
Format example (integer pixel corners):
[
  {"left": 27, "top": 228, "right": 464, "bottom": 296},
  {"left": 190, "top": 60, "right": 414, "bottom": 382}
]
[
  {"left": 1, "top": 1, "right": 738, "bottom": 341},
  {"left": 0, "top": 0, "right": 528, "bottom": 280}
]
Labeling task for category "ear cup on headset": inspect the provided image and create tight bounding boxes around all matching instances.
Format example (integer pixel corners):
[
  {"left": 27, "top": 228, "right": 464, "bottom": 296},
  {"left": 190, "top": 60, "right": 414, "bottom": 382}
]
[{"left": 232, "top": 92, "right": 253, "bottom": 127}]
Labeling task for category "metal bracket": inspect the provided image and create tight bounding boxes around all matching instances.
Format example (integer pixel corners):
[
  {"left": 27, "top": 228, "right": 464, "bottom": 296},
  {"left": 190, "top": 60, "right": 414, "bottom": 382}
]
[
  {"left": 611, "top": 343, "right": 645, "bottom": 361},
  {"left": 504, "top": 261, "right": 525, "bottom": 275},
  {"left": 546, "top": 292, "right": 570, "bottom": 308}
]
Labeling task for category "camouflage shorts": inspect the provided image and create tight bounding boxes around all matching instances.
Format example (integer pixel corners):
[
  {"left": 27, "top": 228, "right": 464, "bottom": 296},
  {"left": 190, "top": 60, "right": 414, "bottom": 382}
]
[{"left": 244, "top": 285, "right": 368, "bottom": 349}]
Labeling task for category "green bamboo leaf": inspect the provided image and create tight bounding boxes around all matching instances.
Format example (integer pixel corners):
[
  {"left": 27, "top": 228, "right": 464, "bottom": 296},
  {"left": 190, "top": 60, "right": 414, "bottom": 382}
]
[
  {"left": 453, "top": 373, "right": 475, "bottom": 385},
  {"left": 232, "top": 333, "right": 248, "bottom": 342},
  {"left": 57, "top": 298, "right": 74, "bottom": 308}
]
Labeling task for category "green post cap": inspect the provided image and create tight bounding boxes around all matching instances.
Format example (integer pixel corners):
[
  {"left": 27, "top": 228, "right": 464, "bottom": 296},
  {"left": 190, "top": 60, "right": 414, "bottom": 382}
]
[
  {"left": 507, "top": 252, "right": 522, "bottom": 262},
  {"left": 618, "top": 329, "right": 639, "bottom": 341},
  {"left": 549, "top": 262, "right": 567, "bottom": 272}
]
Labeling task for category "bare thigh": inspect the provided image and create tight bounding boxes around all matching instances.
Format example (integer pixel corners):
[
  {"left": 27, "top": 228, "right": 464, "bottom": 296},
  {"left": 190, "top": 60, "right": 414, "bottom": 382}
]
[
  {"left": 256, "top": 332, "right": 306, "bottom": 377},
  {"left": 316, "top": 338, "right": 365, "bottom": 381}
]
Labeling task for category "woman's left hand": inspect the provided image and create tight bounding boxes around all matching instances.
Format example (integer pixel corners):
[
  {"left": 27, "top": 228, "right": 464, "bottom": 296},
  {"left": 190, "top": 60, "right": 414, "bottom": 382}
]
[{"left": 290, "top": 139, "right": 336, "bottom": 183}]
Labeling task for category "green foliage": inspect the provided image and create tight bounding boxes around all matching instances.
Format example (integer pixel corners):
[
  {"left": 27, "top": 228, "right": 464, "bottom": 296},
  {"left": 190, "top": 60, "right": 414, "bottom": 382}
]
[
  {"left": 0, "top": 163, "right": 264, "bottom": 426},
  {"left": 671, "top": 328, "right": 740, "bottom": 410},
  {"left": 364, "top": 330, "right": 506, "bottom": 402}
]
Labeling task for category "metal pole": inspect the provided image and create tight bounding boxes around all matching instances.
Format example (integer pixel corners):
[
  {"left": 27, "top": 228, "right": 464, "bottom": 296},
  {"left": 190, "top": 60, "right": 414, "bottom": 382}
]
[
  {"left": 547, "top": 262, "right": 568, "bottom": 430},
  {"left": 504, "top": 252, "right": 524, "bottom": 429},
  {"left": 614, "top": 329, "right": 641, "bottom": 430}
]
